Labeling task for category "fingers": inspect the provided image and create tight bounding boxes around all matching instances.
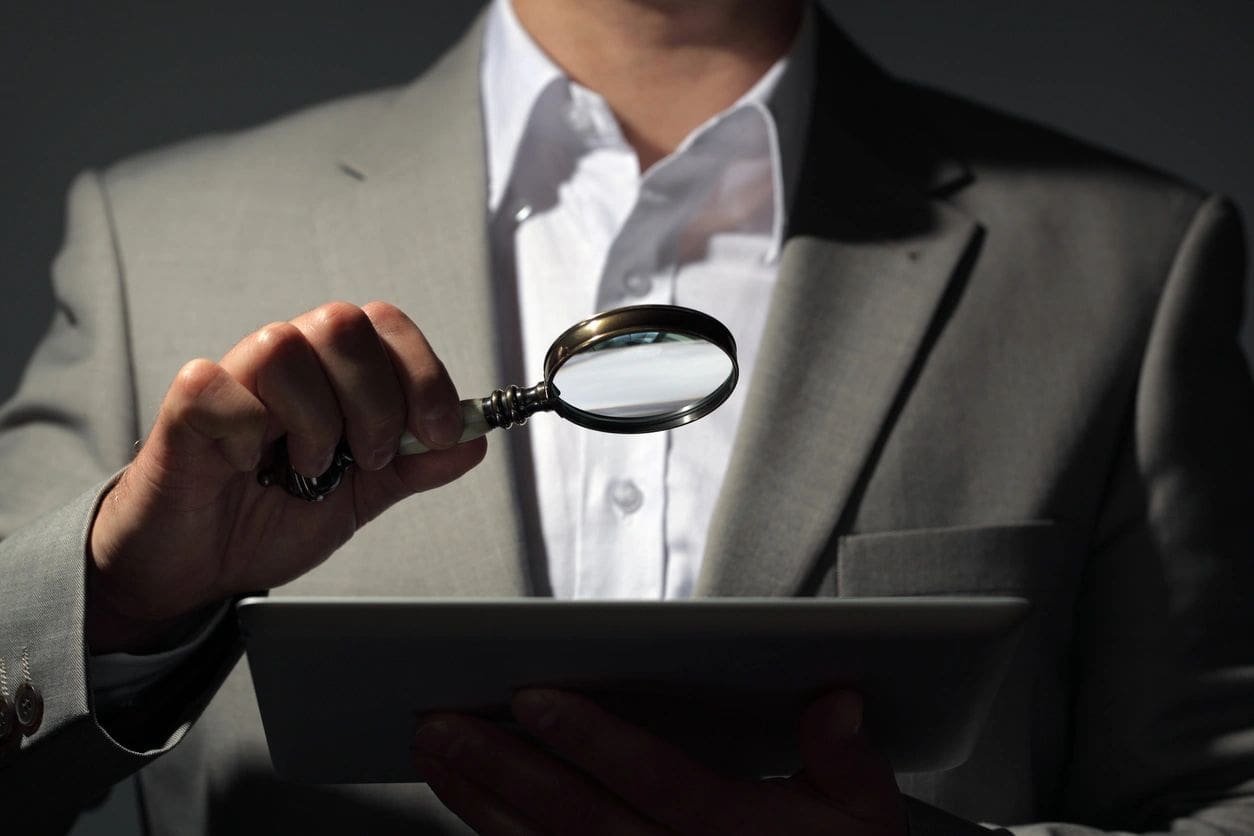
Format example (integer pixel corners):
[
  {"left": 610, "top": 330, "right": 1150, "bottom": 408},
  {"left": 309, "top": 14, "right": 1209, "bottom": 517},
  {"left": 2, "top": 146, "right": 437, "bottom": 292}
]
[
  {"left": 216, "top": 301, "right": 468, "bottom": 483},
  {"left": 413, "top": 713, "right": 661, "bottom": 836},
  {"left": 362, "top": 301, "right": 463, "bottom": 450},
  {"left": 151, "top": 358, "right": 269, "bottom": 476},
  {"left": 413, "top": 755, "right": 549, "bottom": 836},
  {"left": 412, "top": 693, "right": 905, "bottom": 836},
  {"left": 389, "top": 436, "right": 488, "bottom": 494},
  {"left": 798, "top": 690, "right": 903, "bottom": 824},
  {"left": 351, "top": 437, "right": 487, "bottom": 527},
  {"left": 221, "top": 321, "right": 341, "bottom": 477},
  {"left": 511, "top": 689, "right": 735, "bottom": 834},
  {"left": 289, "top": 302, "right": 408, "bottom": 471}
]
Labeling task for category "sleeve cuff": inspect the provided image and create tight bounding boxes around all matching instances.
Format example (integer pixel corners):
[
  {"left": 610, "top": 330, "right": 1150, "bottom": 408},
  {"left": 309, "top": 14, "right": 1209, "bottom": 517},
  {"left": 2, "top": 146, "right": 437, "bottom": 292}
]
[{"left": 89, "top": 600, "right": 233, "bottom": 707}]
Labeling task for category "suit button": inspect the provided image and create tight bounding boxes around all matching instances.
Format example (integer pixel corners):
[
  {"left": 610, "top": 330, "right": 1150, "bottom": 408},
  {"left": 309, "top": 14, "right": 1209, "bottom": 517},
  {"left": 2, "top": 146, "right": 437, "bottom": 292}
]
[{"left": 15, "top": 683, "right": 43, "bottom": 735}]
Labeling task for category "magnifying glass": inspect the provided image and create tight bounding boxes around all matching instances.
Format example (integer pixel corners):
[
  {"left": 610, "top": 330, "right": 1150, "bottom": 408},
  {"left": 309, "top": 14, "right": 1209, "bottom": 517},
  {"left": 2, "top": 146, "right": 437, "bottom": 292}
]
[{"left": 260, "top": 304, "right": 738, "bottom": 501}]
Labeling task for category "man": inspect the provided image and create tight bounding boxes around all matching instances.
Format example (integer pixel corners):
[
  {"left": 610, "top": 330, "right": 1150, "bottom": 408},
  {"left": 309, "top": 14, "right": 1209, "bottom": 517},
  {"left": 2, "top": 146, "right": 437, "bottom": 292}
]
[{"left": 2, "top": 0, "right": 1253, "bottom": 833}]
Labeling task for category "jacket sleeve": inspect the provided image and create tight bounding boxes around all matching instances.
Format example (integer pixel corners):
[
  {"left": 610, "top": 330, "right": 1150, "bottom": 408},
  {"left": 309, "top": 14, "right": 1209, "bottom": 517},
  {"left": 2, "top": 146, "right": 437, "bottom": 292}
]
[
  {"left": 912, "top": 196, "right": 1254, "bottom": 836},
  {"left": 0, "top": 171, "right": 242, "bottom": 826},
  {"left": 1055, "top": 195, "right": 1254, "bottom": 833}
]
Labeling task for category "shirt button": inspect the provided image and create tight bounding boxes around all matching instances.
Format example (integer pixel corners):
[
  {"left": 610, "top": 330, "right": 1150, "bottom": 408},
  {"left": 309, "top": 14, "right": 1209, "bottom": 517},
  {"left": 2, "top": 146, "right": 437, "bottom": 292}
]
[
  {"left": 623, "top": 273, "right": 652, "bottom": 296},
  {"left": 608, "top": 479, "right": 644, "bottom": 514},
  {"left": 513, "top": 203, "right": 534, "bottom": 224}
]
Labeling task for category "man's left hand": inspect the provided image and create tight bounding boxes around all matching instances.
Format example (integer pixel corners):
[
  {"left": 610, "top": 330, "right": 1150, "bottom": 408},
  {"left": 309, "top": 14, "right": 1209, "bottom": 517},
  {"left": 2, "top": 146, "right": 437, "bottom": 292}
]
[{"left": 412, "top": 688, "right": 907, "bottom": 836}]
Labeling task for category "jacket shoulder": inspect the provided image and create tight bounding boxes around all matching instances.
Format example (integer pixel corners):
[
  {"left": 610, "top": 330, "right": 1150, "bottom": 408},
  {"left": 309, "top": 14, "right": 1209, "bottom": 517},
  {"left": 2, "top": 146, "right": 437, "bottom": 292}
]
[
  {"left": 902, "top": 83, "right": 1225, "bottom": 312},
  {"left": 100, "top": 87, "right": 401, "bottom": 204},
  {"left": 908, "top": 82, "right": 1209, "bottom": 224}
]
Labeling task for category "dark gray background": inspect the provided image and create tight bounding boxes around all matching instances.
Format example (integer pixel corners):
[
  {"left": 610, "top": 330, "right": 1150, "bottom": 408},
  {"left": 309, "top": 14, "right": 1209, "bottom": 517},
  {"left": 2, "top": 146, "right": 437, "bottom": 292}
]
[{"left": 0, "top": 2, "right": 1247, "bottom": 833}]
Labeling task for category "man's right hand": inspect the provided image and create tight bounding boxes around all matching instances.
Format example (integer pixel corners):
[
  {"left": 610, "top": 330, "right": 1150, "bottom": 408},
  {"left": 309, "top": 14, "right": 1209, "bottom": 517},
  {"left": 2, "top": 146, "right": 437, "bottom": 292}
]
[{"left": 86, "top": 301, "right": 487, "bottom": 654}]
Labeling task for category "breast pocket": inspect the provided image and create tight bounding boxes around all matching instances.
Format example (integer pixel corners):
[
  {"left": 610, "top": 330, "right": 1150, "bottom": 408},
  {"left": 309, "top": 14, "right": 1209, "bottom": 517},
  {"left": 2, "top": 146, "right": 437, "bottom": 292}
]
[
  {"left": 834, "top": 521, "right": 1082, "bottom": 809},
  {"left": 834, "top": 520, "right": 1074, "bottom": 601}
]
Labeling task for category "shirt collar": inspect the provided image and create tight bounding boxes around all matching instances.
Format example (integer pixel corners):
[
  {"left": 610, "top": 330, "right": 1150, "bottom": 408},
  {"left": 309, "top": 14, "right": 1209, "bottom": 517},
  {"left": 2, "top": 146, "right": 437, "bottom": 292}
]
[
  {"left": 481, "top": 0, "right": 565, "bottom": 213},
  {"left": 480, "top": 0, "right": 816, "bottom": 256}
]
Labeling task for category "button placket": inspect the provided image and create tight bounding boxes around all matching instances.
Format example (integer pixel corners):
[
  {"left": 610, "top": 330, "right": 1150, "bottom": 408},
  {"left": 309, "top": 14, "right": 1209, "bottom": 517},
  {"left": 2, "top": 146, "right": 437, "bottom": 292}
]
[{"left": 575, "top": 432, "right": 668, "bottom": 599}]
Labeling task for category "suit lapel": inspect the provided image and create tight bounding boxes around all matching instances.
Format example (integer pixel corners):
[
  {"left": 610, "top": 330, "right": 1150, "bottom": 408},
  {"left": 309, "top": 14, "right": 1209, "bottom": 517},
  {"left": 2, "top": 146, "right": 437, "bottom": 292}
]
[
  {"left": 697, "top": 17, "right": 983, "bottom": 596},
  {"left": 307, "top": 10, "right": 982, "bottom": 599},
  {"left": 311, "top": 12, "right": 532, "bottom": 597}
]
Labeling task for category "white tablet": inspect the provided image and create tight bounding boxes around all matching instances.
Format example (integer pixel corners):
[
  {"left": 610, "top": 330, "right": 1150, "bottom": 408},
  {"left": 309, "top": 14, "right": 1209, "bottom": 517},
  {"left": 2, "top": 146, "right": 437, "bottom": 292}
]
[{"left": 237, "top": 596, "right": 1029, "bottom": 783}]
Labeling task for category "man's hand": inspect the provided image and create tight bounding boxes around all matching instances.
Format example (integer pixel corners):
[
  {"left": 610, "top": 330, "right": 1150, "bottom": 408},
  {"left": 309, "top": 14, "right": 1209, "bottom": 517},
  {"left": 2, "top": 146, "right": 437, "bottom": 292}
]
[
  {"left": 412, "top": 688, "right": 906, "bottom": 836},
  {"left": 87, "top": 301, "right": 487, "bottom": 653}
]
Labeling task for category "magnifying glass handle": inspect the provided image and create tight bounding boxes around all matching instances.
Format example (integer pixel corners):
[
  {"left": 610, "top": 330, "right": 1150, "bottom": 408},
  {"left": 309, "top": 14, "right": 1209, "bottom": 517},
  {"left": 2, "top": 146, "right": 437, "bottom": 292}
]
[
  {"left": 260, "top": 385, "right": 552, "bottom": 501},
  {"left": 398, "top": 383, "right": 550, "bottom": 454},
  {"left": 397, "top": 399, "right": 493, "bottom": 455},
  {"left": 257, "top": 399, "right": 492, "bottom": 501}
]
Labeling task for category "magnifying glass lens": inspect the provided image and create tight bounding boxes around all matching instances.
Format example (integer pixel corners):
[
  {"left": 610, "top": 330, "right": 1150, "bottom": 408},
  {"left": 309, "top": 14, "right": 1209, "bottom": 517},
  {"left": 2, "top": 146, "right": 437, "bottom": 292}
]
[{"left": 551, "top": 331, "right": 734, "bottom": 419}]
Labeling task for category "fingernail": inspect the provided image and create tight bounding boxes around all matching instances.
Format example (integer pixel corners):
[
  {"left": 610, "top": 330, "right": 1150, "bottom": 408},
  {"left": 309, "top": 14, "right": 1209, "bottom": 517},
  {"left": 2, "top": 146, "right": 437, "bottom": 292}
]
[
  {"left": 367, "top": 443, "right": 395, "bottom": 471},
  {"left": 421, "top": 405, "right": 463, "bottom": 449},
  {"left": 412, "top": 755, "right": 447, "bottom": 784},
  {"left": 513, "top": 689, "right": 561, "bottom": 733},
  {"left": 830, "top": 691, "right": 863, "bottom": 737},
  {"left": 302, "top": 448, "right": 337, "bottom": 479}
]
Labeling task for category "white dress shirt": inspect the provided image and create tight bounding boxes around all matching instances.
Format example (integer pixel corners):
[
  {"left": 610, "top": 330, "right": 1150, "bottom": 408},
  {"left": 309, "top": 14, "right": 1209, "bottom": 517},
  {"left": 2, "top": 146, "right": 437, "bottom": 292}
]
[
  {"left": 483, "top": 0, "right": 813, "bottom": 599},
  {"left": 91, "top": 0, "right": 815, "bottom": 699}
]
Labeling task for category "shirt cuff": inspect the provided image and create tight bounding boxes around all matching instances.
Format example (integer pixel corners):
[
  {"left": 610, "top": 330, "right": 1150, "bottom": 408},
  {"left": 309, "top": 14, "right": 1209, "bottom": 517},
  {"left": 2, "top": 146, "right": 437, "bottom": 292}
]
[{"left": 89, "top": 601, "right": 233, "bottom": 708}]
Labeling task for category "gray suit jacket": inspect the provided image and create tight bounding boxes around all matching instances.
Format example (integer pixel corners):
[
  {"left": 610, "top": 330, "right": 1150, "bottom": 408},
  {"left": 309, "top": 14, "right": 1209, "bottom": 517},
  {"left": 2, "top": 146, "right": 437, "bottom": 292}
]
[{"left": 2, "top": 9, "right": 1252, "bottom": 835}]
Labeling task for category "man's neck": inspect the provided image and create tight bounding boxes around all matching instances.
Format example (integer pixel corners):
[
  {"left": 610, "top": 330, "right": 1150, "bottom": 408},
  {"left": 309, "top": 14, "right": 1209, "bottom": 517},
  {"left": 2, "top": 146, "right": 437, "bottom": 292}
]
[{"left": 511, "top": 0, "right": 803, "bottom": 171}]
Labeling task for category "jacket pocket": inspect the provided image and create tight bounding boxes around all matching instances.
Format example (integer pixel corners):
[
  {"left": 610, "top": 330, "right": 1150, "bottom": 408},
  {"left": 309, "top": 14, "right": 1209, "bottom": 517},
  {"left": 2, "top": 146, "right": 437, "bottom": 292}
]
[{"left": 834, "top": 520, "right": 1071, "bottom": 599}]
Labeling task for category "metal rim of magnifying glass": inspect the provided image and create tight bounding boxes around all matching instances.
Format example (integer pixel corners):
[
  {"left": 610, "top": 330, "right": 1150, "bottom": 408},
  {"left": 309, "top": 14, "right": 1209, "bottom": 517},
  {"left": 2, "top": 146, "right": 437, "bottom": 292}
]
[{"left": 540, "top": 304, "right": 740, "bottom": 434}]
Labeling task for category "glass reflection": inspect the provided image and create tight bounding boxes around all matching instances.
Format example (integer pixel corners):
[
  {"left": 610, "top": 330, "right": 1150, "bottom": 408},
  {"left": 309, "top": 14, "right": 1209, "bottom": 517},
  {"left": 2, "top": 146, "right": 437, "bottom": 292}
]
[{"left": 552, "top": 332, "right": 734, "bottom": 418}]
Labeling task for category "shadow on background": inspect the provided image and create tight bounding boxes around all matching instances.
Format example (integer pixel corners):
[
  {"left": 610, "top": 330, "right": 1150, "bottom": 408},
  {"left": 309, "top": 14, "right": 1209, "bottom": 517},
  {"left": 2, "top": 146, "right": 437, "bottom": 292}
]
[{"left": 0, "top": 1, "right": 1245, "bottom": 833}]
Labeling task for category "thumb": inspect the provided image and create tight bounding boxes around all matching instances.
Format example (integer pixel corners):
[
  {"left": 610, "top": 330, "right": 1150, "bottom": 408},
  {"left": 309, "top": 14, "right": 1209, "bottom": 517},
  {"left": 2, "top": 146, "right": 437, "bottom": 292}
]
[
  {"left": 351, "top": 436, "right": 489, "bottom": 525},
  {"left": 798, "top": 690, "right": 902, "bottom": 822}
]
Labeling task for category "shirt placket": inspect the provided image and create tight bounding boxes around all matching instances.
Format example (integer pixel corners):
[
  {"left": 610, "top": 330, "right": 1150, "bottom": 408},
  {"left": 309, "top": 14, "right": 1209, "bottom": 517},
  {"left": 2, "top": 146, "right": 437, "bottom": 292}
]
[{"left": 573, "top": 115, "right": 680, "bottom": 599}]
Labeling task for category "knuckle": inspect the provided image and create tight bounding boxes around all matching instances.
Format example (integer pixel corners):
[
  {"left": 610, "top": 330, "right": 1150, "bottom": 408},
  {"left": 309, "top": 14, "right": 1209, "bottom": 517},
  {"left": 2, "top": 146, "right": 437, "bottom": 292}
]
[
  {"left": 252, "top": 321, "right": 303, "bottom": 357},
  {"left": 361, "top": 300, "right": 409, "bottom": 331},
  {"left": 173, "top": 358, "right": 223, "bottom": 401},
  {"left": 310, "top": 301, "right": 370, "bottom": 345}
]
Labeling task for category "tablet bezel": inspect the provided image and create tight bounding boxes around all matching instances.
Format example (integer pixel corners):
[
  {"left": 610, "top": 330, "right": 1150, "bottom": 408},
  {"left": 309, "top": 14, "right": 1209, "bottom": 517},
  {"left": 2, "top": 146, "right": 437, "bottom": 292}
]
[{"left": 238, "top": 596, "right": 1029, "bottom": 783}]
